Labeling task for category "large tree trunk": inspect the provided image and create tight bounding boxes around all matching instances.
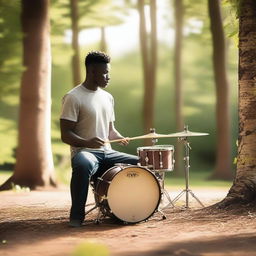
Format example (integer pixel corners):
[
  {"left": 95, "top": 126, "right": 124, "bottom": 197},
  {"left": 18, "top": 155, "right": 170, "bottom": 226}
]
[
  {"left": 147, "top": 0, "right": 157, "bottom": 133},
  {"left": 70, "top": 0, "right": 81, "bottom": 86},
  {"left": 208, "top": 0, "right": 232, "bottom": 180},
  {"left": 219, "top": 0, "right": 256, "bottom": 206},
  {"left": 0, "top": 0, "right": 56, "bottom": 190},
  {"left": 100, "top": 27, "right": 107, "bottom": 53},
  {"left": 138, "top": 0, "right": 150, "bottom": 135},
  {"left": 173, "top": 0, "right": 184, "bottom": 175},
  {"left": 138, "top": 0, "right": 157, "bottom": 138}
]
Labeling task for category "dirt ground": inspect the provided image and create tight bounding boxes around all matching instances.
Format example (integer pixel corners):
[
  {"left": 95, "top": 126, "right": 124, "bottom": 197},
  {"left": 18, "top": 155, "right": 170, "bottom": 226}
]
[{"left": 0, "top": 186, "right": 256, "bottom": 256}]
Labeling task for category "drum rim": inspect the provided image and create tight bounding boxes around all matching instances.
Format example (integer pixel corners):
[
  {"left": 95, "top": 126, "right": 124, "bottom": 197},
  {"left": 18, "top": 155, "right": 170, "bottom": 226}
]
[{"left": 137, "top": 145, "right": 174, "bottom": 151}]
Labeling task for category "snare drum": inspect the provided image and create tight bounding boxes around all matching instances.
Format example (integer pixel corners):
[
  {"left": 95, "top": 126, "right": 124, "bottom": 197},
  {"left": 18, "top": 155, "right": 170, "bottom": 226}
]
[
  {"left": 137, "top": 145, "right": 175, "bottom": 171},
  {"left": 94, "top": 165, "right": 161, "bottom": 223}
]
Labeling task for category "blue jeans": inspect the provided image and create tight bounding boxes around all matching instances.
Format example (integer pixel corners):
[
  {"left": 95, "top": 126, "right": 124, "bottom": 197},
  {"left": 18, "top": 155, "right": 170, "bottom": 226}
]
[{"left": 70, "top": 150, "right": 139, "bottom": 221}]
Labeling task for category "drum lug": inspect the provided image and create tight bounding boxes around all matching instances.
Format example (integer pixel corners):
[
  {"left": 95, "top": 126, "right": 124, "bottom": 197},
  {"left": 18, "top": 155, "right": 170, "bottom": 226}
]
[
  {"left": 100, "top": 195, "right": 108, "bottom": 202},
  {"left": 94, "top": 219, "right": 101, "bottom": 225},
  {"left": 97, "top": 177, "right": 111, "bottom": 184},
  {"left": 159, "top": 152, "right": 163, "bottom": 169}
]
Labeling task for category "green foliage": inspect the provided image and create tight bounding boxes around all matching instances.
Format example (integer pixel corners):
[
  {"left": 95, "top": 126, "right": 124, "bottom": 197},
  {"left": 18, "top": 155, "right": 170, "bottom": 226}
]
[
  {"left": 223, "top": 0, "right": 242, "bottom": 17},
  {"left": 0, "top": 117, "right": 17, "bottom": 164},
  {"left": 0, "top": 0, "right": 23, "bottom": 97},
  {"left": 222, "top": 0, "right": 239, "bottom": 43},
  {"left": 50, "top": 0, "right": 127, "bottom": 32},
  {"left": 165, "top": 170, "right": 232, "bottom": 188}
]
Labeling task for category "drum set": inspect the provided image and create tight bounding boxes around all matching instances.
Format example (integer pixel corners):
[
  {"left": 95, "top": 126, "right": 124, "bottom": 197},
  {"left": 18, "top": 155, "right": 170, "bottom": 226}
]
[{"left": 86, "top": 126, "right": 209, "bottom": 224}]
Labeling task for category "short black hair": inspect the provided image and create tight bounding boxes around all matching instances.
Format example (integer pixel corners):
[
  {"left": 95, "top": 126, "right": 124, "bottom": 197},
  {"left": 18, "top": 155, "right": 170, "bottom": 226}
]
[{"left": 85, "top": 51, "right": 111, "bottom": 67}]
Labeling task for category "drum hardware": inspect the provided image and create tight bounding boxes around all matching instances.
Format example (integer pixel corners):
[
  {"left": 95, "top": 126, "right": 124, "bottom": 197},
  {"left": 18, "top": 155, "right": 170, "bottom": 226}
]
[
  {"left": 159, "top": 152, "right": 163, "bottom": 169},
  {"left": 149, "top": 128, "right": 158, "bottom": 145},
  {"left": 97, "top": 177, "right": 111, "bottom": 185},
  {"left": 171, "top": 126, "right": 206, "bottom": 208},
  {"left": 155, "top": 171, "right": 175, "bottom": 210},
  {"left": 137, "top": 143, "right": 176, "bottom": 211}
]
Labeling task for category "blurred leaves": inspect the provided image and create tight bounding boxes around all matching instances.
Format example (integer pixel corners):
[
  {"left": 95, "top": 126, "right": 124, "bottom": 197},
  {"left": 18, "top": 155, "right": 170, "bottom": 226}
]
[
  {"left": 0, "top": 0, "right": 23, "bottom": 97},
  {"left": 50, "top": 0, "right": 128, "bottom": 34},
  {"left": 222, "top": 0, "right": 239, "bottom": 44}
]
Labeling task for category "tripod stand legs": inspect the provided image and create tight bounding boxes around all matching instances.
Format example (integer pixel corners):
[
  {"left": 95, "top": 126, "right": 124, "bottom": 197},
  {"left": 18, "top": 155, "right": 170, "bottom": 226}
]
[
  {"left": 171, "top": 135, "right": 204, "bottom": 209},
  {"left": 172, "top": 189, "right": 204, "bottom": 208},
  {"left": 160, "top": 188, "right": 175, "bottom": 210}
]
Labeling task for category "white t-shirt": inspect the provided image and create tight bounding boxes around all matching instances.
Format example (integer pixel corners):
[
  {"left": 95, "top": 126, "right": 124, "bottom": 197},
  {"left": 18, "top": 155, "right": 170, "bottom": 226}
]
[{"left": 60, "top": 84, "right": 115, "bottom": 157}]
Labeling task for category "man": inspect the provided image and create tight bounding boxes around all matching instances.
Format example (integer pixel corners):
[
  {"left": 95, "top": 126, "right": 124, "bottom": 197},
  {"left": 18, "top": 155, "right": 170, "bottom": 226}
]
[{"left": 60, "top": 51, "right": 138, "bottom": 227}]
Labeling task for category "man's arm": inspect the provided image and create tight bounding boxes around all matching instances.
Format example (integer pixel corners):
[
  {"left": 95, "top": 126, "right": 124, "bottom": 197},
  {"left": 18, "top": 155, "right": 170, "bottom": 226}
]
[
  {"left": 60, "top": 119, "right": 104, "bottom": 148},
  {"left": 108, "top": 122, "right": 129, "bottom": 146}
]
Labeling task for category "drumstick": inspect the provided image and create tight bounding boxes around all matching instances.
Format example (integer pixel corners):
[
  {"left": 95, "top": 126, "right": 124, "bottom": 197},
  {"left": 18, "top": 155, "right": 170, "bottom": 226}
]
[
  {"left": 105, "top": 137, "right": 132, "bottom": 144},
  {"left": 105, "top": 135, "right": 155, "bottom": 144}
]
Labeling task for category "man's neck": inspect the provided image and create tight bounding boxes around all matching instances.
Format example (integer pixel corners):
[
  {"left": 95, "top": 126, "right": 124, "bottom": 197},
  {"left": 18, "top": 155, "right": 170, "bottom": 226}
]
[{"left": 82, "top": 80, "right": 98, "bottom": 91}]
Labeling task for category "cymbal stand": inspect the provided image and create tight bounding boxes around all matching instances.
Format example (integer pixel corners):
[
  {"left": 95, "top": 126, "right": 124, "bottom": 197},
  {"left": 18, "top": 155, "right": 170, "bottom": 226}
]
[{"left": 172, "top": 136, "right": 204, "bottom": 208}]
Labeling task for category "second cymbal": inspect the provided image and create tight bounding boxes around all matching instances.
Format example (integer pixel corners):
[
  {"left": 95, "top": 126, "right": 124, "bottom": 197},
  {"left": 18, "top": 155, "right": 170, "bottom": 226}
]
[{"left": 167, "top": 130, "right": 209, "bottom": 138}]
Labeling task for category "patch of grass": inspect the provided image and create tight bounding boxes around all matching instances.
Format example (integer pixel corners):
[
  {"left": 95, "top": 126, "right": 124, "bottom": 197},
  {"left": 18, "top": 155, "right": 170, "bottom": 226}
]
[{"left": 165, "top": 170, "right": 232, "bottom": 189}]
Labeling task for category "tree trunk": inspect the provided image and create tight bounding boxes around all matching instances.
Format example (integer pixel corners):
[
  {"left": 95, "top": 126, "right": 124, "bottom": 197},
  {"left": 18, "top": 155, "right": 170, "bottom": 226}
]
[
  {"left": 138, "top": 0, "right": 157, "bottom": 139},
  {"left": 0, "top": 0, "right": 56, "bottom": 190},
  {"left": 138, "top": 0, "right": 150, "bottom": 135},
  {"left": 100, "top": 27, "right": 107, "bottom": 53},
  {"left": 173, "top": 0, "right": 184, "bottom": 175},
  {"left": 219, "top": 0, "right": 256, "bottom": 206},
  {"left": 208, "top": 0, "right": 232, "bottom": 180},
  {"left": 70, "top": 0, "right": 81, "bottom": 86}
]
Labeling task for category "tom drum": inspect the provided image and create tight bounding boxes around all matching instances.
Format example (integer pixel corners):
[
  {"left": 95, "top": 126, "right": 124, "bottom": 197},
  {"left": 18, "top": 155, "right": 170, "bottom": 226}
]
[{"left": 137, "top": 145, "right": 175, "bottom": 171}]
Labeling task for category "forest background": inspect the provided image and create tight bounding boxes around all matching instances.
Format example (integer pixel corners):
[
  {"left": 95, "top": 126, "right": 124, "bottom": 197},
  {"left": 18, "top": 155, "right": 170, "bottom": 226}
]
[{"left": 0, "top": 0, "right": 239, "bottom": 187}]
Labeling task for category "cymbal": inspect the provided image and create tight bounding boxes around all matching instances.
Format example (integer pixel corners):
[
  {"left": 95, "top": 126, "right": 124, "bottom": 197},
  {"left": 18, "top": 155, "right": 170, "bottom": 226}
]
[
  {"left": 167, "top": 130, "right": 209, "bottom": 138},
  {"left": 131, "top": 132, "right": 172, "bottom": 140},
  {"left": 105, "top": 129, "right": 209, "bottom": 144}
]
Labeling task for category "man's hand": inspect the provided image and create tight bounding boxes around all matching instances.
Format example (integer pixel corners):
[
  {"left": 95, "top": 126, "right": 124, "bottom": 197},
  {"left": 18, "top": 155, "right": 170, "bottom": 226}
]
[
  {"left": 118, "top": 137, "right": 130, "bottom": 146},
  {"left": 86, "top": 137, "right": 105, "bottom": 148}
]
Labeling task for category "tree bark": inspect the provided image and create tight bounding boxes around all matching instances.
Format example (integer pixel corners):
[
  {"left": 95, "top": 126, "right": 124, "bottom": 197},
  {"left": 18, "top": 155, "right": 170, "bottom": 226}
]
[
  {"left": 0, "top": 0, "right": 56, "bottom": 190},
  {"left": 70, "top": 0, "right": 81, "bottom": 86},
  {"left": 208, "top": 0, "right": 232, "bottom": 180},
  {"left": 173, "top": 0, "right": 184, "bottom": 175},
  {"left": 219, "top": 0, "right": 256, "bottom": 206},
  {"left": 100, "top": 27, "right": 107, "bottom": 53},
  {"left": 138, "top": 0, "right": 157, "bottom": 138}
]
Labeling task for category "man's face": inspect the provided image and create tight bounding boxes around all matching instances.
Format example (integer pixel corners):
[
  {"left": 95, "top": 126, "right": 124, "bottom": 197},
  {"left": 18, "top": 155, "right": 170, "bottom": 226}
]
[{"left": 93, "top": 63, "right": 111, "bottom": 88}]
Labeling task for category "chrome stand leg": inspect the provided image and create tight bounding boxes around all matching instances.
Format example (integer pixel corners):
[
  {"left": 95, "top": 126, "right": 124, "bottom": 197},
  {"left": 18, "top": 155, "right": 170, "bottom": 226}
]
[
  {"left": 173, "top": 127, "right": 204, "bottom": 208},
  {"left": 85, "top": 203, "right": 98, "bottom": 216},
  {"left": 157, "top": 208, "right": 167, "bottom": 220},
  {"left": 160, "top": 188, "right": 175, "bottom": 210},
  {"left": 155, "top": 171, "right": 175, "bottom": 212}
]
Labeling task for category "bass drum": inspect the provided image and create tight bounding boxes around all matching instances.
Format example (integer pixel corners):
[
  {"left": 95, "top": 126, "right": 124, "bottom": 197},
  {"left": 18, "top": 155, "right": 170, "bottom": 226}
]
[{"left": 94, "top": 165, "right": 161, "bottom": 224}]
